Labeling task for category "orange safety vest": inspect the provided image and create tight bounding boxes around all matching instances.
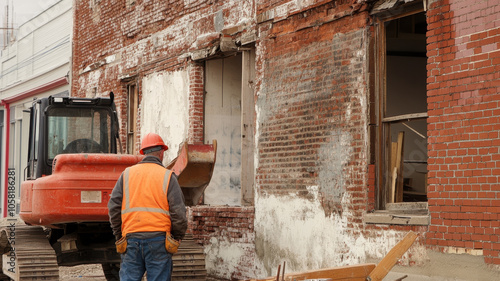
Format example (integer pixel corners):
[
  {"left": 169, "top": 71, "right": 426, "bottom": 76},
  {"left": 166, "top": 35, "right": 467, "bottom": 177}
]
[{"left": 121, "top": 163, "right": 173, "bottom": 237}]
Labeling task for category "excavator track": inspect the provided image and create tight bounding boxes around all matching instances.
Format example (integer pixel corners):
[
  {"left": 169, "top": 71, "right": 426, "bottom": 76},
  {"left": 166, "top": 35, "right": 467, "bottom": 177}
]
[
  {"left": 0, "top": 225, "right": 59, "bottom": 281},
  {"left": 172, "top": 233, "right": 206, "bottom": 281}
]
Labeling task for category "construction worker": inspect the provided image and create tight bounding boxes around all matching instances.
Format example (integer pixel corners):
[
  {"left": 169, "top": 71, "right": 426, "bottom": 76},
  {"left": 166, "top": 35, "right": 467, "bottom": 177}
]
[{"left": 108, "top": 133, "right": 187, "bottom": 281}]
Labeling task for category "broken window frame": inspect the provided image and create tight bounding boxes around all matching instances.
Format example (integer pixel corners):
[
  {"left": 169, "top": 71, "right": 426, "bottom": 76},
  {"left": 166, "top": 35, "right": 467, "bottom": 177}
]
[{"left": 366, "top": 1, "right": 430, "bottom": 225}]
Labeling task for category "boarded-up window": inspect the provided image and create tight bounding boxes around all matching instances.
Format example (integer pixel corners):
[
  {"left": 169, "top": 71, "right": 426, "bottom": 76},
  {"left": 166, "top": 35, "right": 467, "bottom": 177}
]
[{"left": 204, "top": 50, "right": 255, "bottom": 206}]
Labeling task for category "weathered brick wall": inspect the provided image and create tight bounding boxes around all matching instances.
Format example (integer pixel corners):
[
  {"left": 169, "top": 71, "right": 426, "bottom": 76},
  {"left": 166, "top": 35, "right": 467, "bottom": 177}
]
[
  {"left": 255, "top": 0, "right": 370, "bottom": 223},
  {"left": 72, "top": 0, "right": 252, "bottom": 150},
  {"left": 427, "top": 0, "right": 500, "bottom": 265},
  {"left": 189, "top": 206, "right": 257, "bottom": 280},
  {"left": 188, "top": 63, "right": 205, "bottom": 144},
  {"left": 71, "top": 0, "right": 500, "bottom": 276}
]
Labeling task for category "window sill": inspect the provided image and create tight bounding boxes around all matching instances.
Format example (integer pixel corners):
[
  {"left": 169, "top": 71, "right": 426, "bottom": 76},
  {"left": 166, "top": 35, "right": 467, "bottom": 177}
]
[{"left": 363, "top": 202, "right": 430, "bottom": 225}]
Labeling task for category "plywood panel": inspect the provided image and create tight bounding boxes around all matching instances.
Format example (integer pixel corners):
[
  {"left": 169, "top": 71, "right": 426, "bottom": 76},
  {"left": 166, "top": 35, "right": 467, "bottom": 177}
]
[{"left": 205, "top": 54, "right": 242, "bottom": 205}]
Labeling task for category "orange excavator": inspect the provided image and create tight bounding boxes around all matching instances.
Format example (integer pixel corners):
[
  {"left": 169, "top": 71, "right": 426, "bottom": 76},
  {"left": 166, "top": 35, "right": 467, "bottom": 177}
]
[{"left": 0, "top": 94, "right": 216, "bottom": 281}]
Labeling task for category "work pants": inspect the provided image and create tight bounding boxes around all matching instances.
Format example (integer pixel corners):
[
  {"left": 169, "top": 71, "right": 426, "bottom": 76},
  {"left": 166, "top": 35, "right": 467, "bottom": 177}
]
[{"left": 120, "top": 236, "right": 173, "bottom": 281}]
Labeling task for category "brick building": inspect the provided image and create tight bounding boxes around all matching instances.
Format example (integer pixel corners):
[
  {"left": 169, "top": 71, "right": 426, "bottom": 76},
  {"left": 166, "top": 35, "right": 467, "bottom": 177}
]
[{"left": 72, "top": 0, "right": 500, "bottom": 280}]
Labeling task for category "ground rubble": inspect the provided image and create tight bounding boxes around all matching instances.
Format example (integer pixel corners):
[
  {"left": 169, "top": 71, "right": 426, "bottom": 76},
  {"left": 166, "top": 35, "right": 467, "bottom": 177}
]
[{"left": 59, "top": 265, "right": 106, "bottom": 280}]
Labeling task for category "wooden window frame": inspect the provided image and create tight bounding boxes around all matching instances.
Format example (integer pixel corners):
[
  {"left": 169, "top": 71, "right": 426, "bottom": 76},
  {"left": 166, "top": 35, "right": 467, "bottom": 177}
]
[
  {"left": 365, "top": 3, "right": 430, "bottom": 225},
  {"left": 127, "top": 83, "right": 138, "bottom": 154}
]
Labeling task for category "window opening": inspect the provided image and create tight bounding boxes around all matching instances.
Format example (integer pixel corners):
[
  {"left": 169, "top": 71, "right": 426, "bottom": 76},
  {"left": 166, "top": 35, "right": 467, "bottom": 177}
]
[{"left": 378, "top": 11, "right": 428, "bottom": 209}]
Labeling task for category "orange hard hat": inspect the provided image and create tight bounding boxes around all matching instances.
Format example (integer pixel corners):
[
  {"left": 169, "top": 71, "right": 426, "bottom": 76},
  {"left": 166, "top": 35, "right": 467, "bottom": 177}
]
[{"left": 139, "top": 133, "right": 168, "bottom": 155}]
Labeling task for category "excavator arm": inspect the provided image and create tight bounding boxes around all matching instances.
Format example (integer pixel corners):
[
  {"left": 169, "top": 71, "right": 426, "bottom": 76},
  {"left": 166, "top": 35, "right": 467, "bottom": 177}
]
[{"left": 167, "top": 140, "right": 217, "bottom": 206}]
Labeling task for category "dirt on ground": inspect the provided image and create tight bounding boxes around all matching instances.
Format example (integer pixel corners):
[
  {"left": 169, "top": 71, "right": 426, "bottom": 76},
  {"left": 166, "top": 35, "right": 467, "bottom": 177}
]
[
  {"left": 59, "top": 265, "right": 151, "bottom": 281},
  {"left": 59, "top": 264, "right": 106, "bottom": 281}
]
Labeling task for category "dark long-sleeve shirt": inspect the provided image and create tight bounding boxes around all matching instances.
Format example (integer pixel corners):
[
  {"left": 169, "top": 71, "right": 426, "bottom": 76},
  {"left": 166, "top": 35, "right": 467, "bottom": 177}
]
[{"left": 108, "top": 155, "right": 187, "bottom": 240}]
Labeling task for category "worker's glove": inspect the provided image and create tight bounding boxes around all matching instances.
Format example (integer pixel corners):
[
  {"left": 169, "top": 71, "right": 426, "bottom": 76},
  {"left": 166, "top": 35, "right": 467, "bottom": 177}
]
[
  {"left": 115, "top": 236, "right": 127, "bottom": 254},
  {"left": 165, "top": 233, "right": 180, "bottom": 254}
]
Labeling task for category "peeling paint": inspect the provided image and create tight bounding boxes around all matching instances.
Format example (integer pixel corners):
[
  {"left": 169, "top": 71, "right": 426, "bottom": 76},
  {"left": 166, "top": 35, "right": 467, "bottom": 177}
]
[
  {"left": 78, "top": 68, "right": 102, "bottom": 93},
  {"left": 214, "top": 10, "right": 224, "bottom": 32},
  {"left": 293, "top": 0, "right": 319, "bottom": 9}
]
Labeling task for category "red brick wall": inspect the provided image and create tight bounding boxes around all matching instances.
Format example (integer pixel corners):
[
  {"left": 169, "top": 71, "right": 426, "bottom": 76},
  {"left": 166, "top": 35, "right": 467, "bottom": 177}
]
[
  {"left": 426, "top": 0, "right": 500, "bottom": 265},
  {"left": 189, "top": 206, "right": 256, "bottom": 280},
  {"left": 255, "top": 1, "right": 370, "bottom": 218},
  {"left": 188, "top": 63, "right": 205, "bottom": 144},
  {"left": 72, "top": 0, "right": 252, "bottom": 150},
  {"left": 189, "top": 206, "right": 255, "bottom": 244}
]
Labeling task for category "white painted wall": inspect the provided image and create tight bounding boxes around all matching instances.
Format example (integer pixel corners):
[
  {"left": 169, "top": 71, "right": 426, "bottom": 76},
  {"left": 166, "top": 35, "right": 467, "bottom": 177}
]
[
  {"left": 0, "top": 0, "right": 72, "bottom": 216},
  {"left": 0, "top": 0, "right": 72, "bottom": 90},
  {"left": 141, "top": 71, "right": 190, "bottom": 164}
]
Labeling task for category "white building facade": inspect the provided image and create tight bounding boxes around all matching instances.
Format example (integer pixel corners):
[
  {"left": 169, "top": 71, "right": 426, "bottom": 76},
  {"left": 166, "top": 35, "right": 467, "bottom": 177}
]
[{"left": 0, "top": 0, "right": 72, "bottom": 216}]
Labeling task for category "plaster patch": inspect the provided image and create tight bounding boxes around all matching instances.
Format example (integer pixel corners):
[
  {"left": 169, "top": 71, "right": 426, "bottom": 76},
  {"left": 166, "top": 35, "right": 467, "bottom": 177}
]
[
  {"left": 253, "top": 193, "right": 428, "bottom": 278},
  {"left": 78, "top": 68, "right": 102, "bottom": 93},
  {"left": 306, "top": 185, "right": 320, "bottom": 201},
  {"left": 123, "top": 40, "right": 147, "bottom": 69},
  {"left": 205, "top": 237, "right": 267, "bottom": 280},
  {"left": 293, "top": 0, "right": 317, "bottom": 10},
  {"left": 225, "top": 0, "right": 254, "bottom": 28},
  {"left": 317, "top": 131, "right": 353, "bottom": 215},
  {"left": 105, "top": 54, "right": 116, "bottom": 64},
  {"left": 141, "top": 70, "right": 189, "bottom": 163},
  {"left": 254, "top": 193, "right": 352, "bottom": 276},
  {"left": 190, "top": 32, "right": 220, "bottom": 50},
  {"left": 214, "top": 10, "right": 224, "bottom": 32}
]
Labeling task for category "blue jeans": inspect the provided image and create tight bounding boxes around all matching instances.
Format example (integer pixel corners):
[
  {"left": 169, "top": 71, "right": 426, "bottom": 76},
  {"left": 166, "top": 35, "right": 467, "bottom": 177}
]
[{"left": 120, "top": 236, "right": 173, "bottom": 281}]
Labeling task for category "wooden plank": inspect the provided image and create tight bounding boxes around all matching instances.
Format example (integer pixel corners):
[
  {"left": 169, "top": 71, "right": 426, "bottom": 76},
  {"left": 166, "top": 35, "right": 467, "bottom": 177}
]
[
  {"left": 395, "top": 131, "right": 405, "bottom": 203},
  {"left": 390, "top": 142, "right": 398, "bottom": 170},
  {"left": 241, "top": 49, "right": 256, "bottom": 206},
  {"left": 367, "top": 231, "right": 418, "bottom": 281},
  {"left": 382, "top": 112, "right": 428, "bottom": 123},
  {"left": 241, "top": 264, "right": 376, "bottom": 281},
  {"left": 390, "top": 167, "right": 397, "bottom": 203},
  {"left": 390, "top": 142, "right": 398, "bottom": 203},
  {"left": 286, "top": 263, "right": 375, "bottom": 280}
]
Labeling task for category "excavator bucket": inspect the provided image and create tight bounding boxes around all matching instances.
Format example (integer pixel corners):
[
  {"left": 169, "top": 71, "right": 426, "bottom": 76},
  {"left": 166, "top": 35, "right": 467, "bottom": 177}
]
[{"left": 167, "top": 140, "right": 217, "bottom": 206}]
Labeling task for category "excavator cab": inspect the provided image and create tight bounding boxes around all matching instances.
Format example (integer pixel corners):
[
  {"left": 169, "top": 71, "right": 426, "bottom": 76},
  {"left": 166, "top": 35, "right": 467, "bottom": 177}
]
[{"left": 26, "top": 94, "right": 119, "bottom": 180}]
